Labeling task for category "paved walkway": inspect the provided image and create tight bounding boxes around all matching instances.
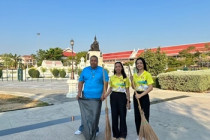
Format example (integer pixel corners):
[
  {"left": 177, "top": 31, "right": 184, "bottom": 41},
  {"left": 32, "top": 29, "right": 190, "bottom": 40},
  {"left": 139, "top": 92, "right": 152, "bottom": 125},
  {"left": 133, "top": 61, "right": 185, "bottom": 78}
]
[{"left": 0, "top": 81, "right": 210, "bottom": 140}]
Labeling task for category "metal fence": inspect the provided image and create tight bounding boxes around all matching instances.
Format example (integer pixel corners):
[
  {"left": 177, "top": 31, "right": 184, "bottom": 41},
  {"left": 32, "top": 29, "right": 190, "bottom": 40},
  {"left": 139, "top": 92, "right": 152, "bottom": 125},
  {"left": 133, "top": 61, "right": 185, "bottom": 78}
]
[{"left": 0, "top": 69, "right": 70, "bottom": 82}]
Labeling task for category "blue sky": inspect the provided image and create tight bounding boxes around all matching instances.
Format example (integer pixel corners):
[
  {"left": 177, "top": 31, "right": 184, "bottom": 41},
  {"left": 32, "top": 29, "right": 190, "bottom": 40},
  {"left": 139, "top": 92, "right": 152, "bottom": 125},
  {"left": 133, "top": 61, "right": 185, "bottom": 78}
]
[{"left": 0, "top": 0, "right": 210, "bottom": 55}]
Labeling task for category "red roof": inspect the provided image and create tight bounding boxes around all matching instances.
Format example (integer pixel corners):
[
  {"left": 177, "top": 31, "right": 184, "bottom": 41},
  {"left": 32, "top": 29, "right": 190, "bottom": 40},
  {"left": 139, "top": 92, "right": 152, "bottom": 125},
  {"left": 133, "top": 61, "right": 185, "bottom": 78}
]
[
  {"left": 63, "top": 52, "right": 76, "bottom": 57},
  {"left": 136, "top": 42, "right": 210, "bottom": 57},
  {"left": 62, "top": 48, "right": 77, "bottom": 57},
  {"left": 103, "top": 51, "right": 133, "bottom": 60}
]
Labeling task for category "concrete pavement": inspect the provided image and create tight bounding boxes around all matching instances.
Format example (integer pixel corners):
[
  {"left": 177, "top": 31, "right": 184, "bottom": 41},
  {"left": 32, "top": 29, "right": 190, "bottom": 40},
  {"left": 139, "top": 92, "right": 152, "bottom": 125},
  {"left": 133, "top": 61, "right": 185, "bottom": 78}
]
[{"left": 0, "top": 80, "right": 210, "bottom": 140}]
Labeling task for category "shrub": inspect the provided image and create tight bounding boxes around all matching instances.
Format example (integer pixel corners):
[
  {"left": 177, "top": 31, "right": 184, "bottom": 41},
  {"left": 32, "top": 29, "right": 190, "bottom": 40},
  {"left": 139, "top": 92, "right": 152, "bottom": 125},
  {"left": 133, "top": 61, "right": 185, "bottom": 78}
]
[
  {"left": 28, "top": 68, "right": 40, "bottom": 78},
  {"left": 52, "top": 68, "right": 59, "bottom": 78},
  {"left": 165, "top": 68, "right": 177, "bottom": 73},
  {"left": 33, "top": 70, "right": 40, "bottom": 78},
  {"left": 59, "top": 69, "right": 66, "bottom": 78},
  {"left": 0, "top": 69, "right": 2, "bottom": 78},
  {"left": 28, "top": 68, "right": 35, "bottom": 77},
  {"left": 158, "top": 70, "right": 210, "bottom": 92}
]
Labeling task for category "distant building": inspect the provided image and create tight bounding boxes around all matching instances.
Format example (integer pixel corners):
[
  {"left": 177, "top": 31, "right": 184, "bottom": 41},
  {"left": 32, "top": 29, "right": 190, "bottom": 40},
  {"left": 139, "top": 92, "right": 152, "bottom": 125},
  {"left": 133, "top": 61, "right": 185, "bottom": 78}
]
[
  {"left": 62, "top": 47, "right": 76, "bottom": 57},
  {"left": 21, "top": 55, "right": 36, "bottom": 67},
  {"left": 103, "top": 50, "right": 135, "bottom": 63},
  {"left": 41, "top": 60, "right": 63, "bottom": 68},
  {"left": 103, "top": 42, "right": 210, "bottom": 63},
  {"left": 135, "top": 42, "right": 210, "bottom": 57}
]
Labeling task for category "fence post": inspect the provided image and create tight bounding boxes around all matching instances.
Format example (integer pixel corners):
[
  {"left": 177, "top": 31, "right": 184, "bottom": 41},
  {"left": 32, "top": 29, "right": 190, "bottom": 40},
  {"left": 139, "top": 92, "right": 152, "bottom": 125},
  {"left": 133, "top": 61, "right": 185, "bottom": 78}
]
[{"left": 12, "top": 69, "right": 13, "bottom": 81}]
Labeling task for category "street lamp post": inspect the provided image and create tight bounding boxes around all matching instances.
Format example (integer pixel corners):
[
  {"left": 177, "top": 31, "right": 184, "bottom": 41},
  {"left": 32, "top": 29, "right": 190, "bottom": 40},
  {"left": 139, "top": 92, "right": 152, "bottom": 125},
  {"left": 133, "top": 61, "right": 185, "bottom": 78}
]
[
  {"left": 66, "top": 39, "right": 78, "bottom": 98},
  {"left": 70, "top": 39, "right": 74, "bottom": 79}
]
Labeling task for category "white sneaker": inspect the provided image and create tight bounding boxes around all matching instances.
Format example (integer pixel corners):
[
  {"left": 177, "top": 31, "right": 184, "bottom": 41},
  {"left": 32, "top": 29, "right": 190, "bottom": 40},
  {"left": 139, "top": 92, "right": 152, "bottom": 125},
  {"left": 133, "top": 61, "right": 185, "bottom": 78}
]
[{"left": 74, "top": 130, "right": 82, "bottom": 135}]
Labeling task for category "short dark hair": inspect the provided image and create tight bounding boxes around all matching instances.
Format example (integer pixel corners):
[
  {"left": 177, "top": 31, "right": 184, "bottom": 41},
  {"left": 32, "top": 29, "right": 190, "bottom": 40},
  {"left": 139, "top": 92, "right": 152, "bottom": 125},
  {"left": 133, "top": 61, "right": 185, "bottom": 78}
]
[
  {"left": 90, "top": 55, "right": 98, "bottom": 61},
  {"left": 114, "top": 62, "right": 127, "bottom": 79},
  {"left": 135, "top": 57, "right": 147, "bottom": 72}
]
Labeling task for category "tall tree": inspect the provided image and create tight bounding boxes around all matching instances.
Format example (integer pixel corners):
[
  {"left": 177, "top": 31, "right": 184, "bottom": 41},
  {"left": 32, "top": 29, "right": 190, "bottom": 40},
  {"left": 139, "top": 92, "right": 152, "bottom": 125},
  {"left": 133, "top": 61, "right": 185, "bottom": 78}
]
[
  {"left": 35, "top": 49, "right": 47, "bottom": 66},
  {"left": 45, "top": 47, "right": 63, "bottom": 60},
  {"left": 139, "top": 47, "right": 167, "bottom": 76},
  {"left": 65, "top": 51, "right": 87, "bottom": 66},
  {"left": 11, "top": 54, "right": 21, "bottom": 69},
  {"left": 75, "top": 51, "right": 87, "bottom": 65},
  {"left": 1, "top": 53, "right": 14, "bottom": 69},
  {"left": 168, "top": 56, "right": 183, "bottom": 68}
]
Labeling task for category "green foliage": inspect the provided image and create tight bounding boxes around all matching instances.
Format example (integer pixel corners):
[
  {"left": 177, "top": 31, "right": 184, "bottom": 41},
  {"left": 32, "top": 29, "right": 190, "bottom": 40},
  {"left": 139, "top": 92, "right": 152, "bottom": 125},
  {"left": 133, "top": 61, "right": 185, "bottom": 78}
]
[
  {"left": 51, "top": 68, "right": 59, "bottom": 77},
  {"left": 33, "top": 70, "right": 40, "bottom": 78},
  {"left": 1, "top": 53, "right": 14, "bottom": 68},
  {"left": 45, "top": 47, "right": 63, "bottom": 60},
  {"left": 28, "top": 68, "right": 40, "bottom": 78},
  {"left": 11, "top": 54, "right": 21, "bottom": 69},
  {"left": 59, "top": 69, "right": 66, "bottom": 78},
  {"left": 35, "top": 49, "right": 46, "bottom": 66},
  {"left": 158, "top": 70, "right": 210, "bottom": 92},
  {"left": 168, "top": 57, "right": 184, "bottom": 68},
  {"left": 165, "top": 68, "right": 177, "bottom": 73},
  {"left": 40, "top": 67, "right": 47, "bottom": 77},
  {"left": 139, "top": 47, "right": 167, "bottom": 76},
  {"left": 185, "top": 57, "right": 194, "bottom": 66},
  {"left": 178, "top": 46, "right": 196, "bottom": 66},
  {"left": 40, "top": 67, "right": 47, "bottom": 73},
  {"left": 66, "top": 51, "right": 87, "bottom": 66},
  {"left": 76, "top": 51, "right": 87, "bottom": 64},
  {"left": 0, "top": 69, "right": 2, "bottom": 78},
  {"left": 123, "top": 61, "right": 134, "bottom": 66},
  {"left": 35, "top": 47, "right": 63, "bottom": 66},
  {"left": 194, "top": 51, "right": 201, "bottom": 58}
]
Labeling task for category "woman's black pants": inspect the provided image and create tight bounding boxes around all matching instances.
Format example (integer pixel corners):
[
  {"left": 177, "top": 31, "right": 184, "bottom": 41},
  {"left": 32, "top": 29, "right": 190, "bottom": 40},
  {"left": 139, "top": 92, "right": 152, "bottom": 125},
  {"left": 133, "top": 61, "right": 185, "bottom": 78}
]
[
  {"left": 110, "top": 91, "right": 127, "bottom": 138},
  {"left": 133, "top": 91, "right": 150, "bottom": 135}
]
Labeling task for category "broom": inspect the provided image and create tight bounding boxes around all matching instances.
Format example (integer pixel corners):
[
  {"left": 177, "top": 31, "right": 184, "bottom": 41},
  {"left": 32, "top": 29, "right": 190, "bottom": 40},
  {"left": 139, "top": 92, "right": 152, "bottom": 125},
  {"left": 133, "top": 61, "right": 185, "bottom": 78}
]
[
  {"left": 128, "top": 66, "right": 158, "bottom": 140},
  {"left": 102, "top": 65, "right": 111, "bottom": 140}
]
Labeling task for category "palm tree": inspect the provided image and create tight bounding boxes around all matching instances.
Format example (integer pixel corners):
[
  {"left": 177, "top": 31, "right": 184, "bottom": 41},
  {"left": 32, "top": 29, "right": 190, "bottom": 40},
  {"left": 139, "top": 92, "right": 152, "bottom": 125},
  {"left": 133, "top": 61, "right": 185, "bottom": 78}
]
[{"left": 12, "top": 54, "right": 21, "bottom": 69}]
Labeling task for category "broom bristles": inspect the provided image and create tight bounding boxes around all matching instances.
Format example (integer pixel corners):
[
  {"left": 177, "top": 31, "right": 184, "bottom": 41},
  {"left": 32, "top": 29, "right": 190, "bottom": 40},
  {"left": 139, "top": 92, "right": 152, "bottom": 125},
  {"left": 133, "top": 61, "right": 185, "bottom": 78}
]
[
  {"left": 139, "top": 114, "right": 159, "bottom": 140},
  {"left": 105, "top": 107, "right": 111, "bottom": 140},
  {"left": 128, "top": 65, "right": 158, "bottom": 140},
  {"left": 102, "top": 65, "right": 111, "bottom": 140}
]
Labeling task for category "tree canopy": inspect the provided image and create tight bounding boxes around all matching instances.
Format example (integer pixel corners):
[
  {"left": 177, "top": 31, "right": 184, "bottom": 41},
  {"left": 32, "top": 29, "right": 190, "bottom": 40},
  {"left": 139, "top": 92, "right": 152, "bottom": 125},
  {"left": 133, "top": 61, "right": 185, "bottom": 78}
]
[{"left": 139, "top": 47, "right": 167, "bottom": 76}]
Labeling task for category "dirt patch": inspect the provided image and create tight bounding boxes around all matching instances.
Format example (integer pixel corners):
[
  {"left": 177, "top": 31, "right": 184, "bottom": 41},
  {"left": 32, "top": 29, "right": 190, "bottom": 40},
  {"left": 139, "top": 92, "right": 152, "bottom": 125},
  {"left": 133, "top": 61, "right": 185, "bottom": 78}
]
[{"left": 0, "top": 94, "right": 49, "bottom": 112}]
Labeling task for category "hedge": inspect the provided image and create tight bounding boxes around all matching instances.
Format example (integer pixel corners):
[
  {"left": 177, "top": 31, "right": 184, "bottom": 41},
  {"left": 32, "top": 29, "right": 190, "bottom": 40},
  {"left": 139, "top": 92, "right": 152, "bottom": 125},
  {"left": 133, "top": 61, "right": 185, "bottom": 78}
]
[
  {"left": 28, "top": 68, "right": 40, "bottom": 78},
  {"left": 158, "top": 70, "right": 210, "bottom": 92},
  {"left": 59, "top": 69, "right": 66, "bottom": 78},
  {"left": 52, "top": 68, "right": 59, "bottom": 78}
]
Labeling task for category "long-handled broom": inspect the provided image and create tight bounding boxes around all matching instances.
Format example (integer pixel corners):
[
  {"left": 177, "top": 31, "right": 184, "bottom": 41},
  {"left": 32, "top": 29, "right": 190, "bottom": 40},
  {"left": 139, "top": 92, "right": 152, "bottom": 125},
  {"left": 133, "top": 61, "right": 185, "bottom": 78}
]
[
  {"left": 102, "top": 65, "right": 111, "bottom": 140},
  {"left": 128, "top": 66, "right": 158, "bottom": 140}
]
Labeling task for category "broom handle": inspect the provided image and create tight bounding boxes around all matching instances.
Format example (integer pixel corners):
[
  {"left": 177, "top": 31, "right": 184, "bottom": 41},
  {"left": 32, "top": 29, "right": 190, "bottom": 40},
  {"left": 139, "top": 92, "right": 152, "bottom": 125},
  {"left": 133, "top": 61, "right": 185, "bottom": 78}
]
[
  {"left": 128, "top": 66, "right": 142, "bottom": 111},
  {"left": 102, "top": 64, "right": 108, "bottom": 108}
]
